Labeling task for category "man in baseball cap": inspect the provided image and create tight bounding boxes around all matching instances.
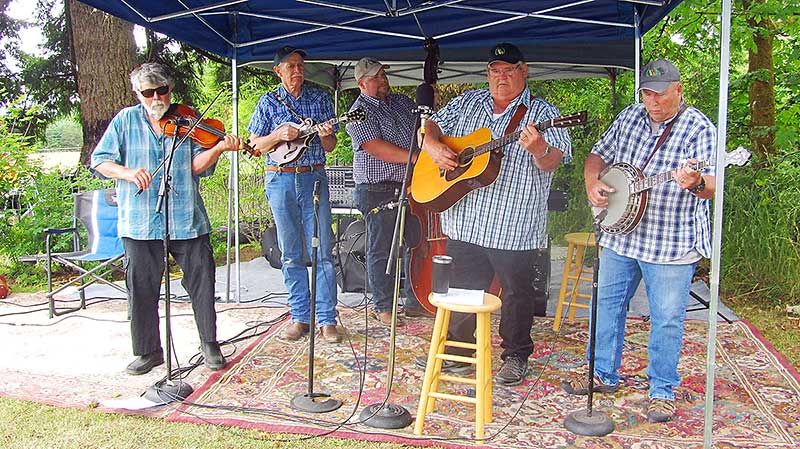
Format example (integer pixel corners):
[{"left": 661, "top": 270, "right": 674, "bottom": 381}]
[{"left": 488, "top": 42, "right": 525, "bottom": 65}]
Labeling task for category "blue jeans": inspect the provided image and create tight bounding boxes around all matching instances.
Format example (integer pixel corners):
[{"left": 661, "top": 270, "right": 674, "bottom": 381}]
[
  {"left": 265, "top": 169, "right": 338, "bottom": 327},
  {"left": 590, "top": 248, "right": 696, "bottom": 401},
  {"left": 354, "top": 183, "right": 421, "bottom": 313}
]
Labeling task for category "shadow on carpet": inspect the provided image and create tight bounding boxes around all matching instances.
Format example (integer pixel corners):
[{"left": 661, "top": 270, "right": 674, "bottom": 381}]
[{"left": 169, "top": 308, "right": 800, "bottom": 449}]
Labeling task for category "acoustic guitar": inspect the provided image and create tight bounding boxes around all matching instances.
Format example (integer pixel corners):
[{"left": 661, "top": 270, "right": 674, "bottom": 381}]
[
  {"left": 266, "top": 107, "right": 366, "bottom": 165},
  {"left": 410, "top": 111, "right": 586, "bottom": 212},
  {"left": 596, "top": 146, "right": 751, "bottom": 234}
]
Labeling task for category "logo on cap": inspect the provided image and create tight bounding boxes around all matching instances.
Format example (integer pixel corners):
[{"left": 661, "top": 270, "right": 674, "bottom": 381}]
[
  {"left": 646, "top": 67, "right": 662, "bottom": 78},
  {"left": 495, "top": 47, "right": 506, "bottom": 56}
]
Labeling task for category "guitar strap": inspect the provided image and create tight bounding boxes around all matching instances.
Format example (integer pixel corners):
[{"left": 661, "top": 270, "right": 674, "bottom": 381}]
[
  {"left": 499, "top": 95, "right": 532, "bottom": 155},
  {"left": 641, "top": 103, "right": 688, "bottom": 170},
  {"left": 272, "top": 91, "right": 306, "bottom": 122}
]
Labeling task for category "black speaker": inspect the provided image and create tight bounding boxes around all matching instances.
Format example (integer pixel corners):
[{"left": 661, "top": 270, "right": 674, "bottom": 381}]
[
  {"left": 334, "top": 218, "right": 369, "bottom": 293},
  {"left": 260, "top": 225, "right": 310, "bottom": 269}
]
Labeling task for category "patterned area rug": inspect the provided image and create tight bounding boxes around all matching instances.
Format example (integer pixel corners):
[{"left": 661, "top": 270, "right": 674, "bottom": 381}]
[{"left": 170, "top": 308, "right": 800, "bottom": 449}]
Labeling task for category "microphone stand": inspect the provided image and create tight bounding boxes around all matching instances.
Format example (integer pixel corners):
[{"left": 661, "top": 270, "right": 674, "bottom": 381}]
[
  {"left": 143, "top": 120, "right": 193, "bottom": 403},
  {"left": 564, "top": 210, "right": 614, "bottom": 436},
  {"left": 359, "top": 108, "right": 431, "bottom": 429},
  {"left": 291, "top": 180, "right": 342, "bottom": 413}
]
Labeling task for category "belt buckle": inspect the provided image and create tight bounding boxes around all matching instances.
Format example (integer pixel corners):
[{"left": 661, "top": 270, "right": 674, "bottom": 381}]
[{"left": 294, "top": 166, "right": 303, "bottom": 173}]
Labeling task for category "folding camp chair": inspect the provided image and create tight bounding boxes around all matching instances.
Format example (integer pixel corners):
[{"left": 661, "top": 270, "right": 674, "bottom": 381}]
[{"left": 44, "top": 189, "right": 126, "bottom": 318}]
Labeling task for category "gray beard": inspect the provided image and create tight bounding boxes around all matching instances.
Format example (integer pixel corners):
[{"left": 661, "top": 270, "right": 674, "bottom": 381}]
[{"left": 145, "top": 101, "right": 169, "bottom": 120}]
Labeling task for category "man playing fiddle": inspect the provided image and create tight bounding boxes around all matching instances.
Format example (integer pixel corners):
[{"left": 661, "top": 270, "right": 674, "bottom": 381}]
[{"left": 91, "top": 62, "right": 243, "bottom": 375}]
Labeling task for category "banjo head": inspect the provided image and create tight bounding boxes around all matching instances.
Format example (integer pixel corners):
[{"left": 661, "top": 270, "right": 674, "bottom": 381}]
[{"left": 597, "top": 163, "right": 644, "bottom": 234}]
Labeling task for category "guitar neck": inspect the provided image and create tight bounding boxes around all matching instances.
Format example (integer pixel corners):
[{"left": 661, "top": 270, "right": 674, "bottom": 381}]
[
  {"left": 473, "top": 120, "right": 558, "bottom": 157},
  {"left": 632, "top": 160, "right": 711, "bottom": 193}
]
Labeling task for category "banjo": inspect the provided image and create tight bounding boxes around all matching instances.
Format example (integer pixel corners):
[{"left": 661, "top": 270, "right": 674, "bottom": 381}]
[{"left": 596, "top": 146, "right": 751, "bottom": 234}]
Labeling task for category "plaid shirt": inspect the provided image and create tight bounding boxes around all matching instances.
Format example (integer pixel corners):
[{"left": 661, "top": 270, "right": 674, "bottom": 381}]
[
  {"left": 346, "top": 92, "right": 416, "bottom": 184},
  {"left": 247, "top": 83, "right": 337, "bottom": 167},
  {"left": 592, "top": 103, "right": 717, "bottom": 263},
  {"left": 432, "top": 87, "right": 572, "bottom": 250},
  {"left": 90, "top": 104, "right": 215, "bottom": 240}
]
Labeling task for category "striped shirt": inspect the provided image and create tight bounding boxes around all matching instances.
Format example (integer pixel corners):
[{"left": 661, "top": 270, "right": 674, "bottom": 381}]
[
  {"left": 346, "top": 92, "right": 416, "bottom": 184},
  {"left": 592, "top": 102, "right": 717, "bottom": 263},
  {"left": 247, "top": 83, "right": 337, "bottom": 167},
  {"left": 432, "top": 87, "right": 572, "bottom": 250},
  {"left": 90, "top": 104, "right": 215, "bottom": 240}
]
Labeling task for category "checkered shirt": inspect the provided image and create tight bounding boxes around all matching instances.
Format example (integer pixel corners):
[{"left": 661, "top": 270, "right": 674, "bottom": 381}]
[
  {"left": 90, "top": 104, "right": 214, "bottom": 240},
  {"left": 247, "top": 83, "right": 337, "bottom": 167},
  {"left": 592, "top": 103, "right": 717, "bottom": 263},
  {"left": 432, "top": 87, "right": 572, "bottom": 250},
  {"left": 346, "top": 92, "right": 416, "bottom": 184}
]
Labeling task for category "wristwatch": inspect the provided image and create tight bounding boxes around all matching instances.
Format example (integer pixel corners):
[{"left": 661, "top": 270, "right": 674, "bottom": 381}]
[
  {"left": 689, "top": 177, "right": 706, "bottom": 194},
  {"left": 535, "top": 144, "right": 553, "bottom": 160}
]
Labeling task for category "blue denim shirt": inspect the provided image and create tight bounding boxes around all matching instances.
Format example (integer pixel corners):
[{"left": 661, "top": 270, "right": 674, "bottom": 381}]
[{"left": 90, "top": 104, "right": 215, "bottom": 240}]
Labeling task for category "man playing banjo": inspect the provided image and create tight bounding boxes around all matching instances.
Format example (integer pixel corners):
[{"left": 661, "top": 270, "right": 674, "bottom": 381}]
[{"left": 561, "top": 59, "right": 716, "bottom": 423}]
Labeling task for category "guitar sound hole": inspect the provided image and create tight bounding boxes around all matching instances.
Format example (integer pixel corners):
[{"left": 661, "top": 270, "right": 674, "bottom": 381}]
[{"left": 458, "top": 148, "right": 475, "bottom": 167}]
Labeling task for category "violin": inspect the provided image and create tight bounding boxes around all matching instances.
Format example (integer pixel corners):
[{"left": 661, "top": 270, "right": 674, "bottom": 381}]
[{"left": 159, "top": 104, "right": 260, "bottom": 157}]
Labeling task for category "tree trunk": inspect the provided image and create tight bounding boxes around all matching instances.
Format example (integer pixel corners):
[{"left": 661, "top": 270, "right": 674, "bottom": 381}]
[
  {"left": 67, "top": 0, "right": 136, "bottom": 167},
  {"left": 742, "top": 0, "right": 776, "bottom": 160}
]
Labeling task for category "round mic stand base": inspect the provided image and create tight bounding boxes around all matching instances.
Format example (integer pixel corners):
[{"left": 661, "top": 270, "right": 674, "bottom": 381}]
[
  {"left": 564, "top": 409, "right": 615, "bottom": 437},
  {"left": 359, "top": 403, "right": 413, "bottom": 429},
  {"left": 291, "top": 392, "right": 342, "bottom": 413},
  {"left": 143, "top": 379, "right": 194, "bottom": 404}
]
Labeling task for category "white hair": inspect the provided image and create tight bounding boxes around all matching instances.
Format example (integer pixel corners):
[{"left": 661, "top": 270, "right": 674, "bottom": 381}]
[{"left": 129, "top": 63, "right": 173, "bottom": 91}]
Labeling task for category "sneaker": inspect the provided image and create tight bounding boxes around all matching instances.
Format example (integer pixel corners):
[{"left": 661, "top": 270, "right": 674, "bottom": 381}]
[
  {"left": 496, "top": 355, "right": 528, "bottom": 386},
  {"left": 201, "top": 341, "right": 226, "bottom": 370},
  {"left": 561, "top": 373, "right": 620, "bottom": 395},
  {"left": 646, "top": 398, "right": 676, "bottom": 423},
  {"left": 414, "top": 355, "right": 473, "bottom": 374},
  {"left": 125, "top": 349, "right": 164, "bottom": 375}
]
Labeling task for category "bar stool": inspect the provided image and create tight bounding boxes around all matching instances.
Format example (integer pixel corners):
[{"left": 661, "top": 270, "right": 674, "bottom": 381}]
[
  {"left": 414, "top": 292, "right": 502, "bottom": 438},
  {"left": 553, "top": 232, "right": 596, "bottom": 332}
]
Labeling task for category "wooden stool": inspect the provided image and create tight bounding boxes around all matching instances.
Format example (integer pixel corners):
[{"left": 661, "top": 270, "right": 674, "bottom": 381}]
[
  {"left": 553, "top": 232, "right": 596, "bottom": 332},
  {"left": 414, "top": 293, "right": 502, "bottom": 438}
]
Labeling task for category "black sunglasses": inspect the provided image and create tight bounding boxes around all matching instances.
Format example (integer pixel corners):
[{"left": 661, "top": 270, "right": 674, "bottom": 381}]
[{"left": 140, "top": 85, "right": 169, "bottom": 98}]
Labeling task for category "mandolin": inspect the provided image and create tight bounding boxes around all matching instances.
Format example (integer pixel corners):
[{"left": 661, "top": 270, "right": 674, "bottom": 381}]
[{"left": 266, "top": 108, "right": 366, "bottom": 165}]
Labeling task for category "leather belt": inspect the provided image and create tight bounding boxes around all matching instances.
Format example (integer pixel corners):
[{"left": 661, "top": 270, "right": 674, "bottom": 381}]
[{"left": 265, "top": 164, "right": 325, "bottom": 173}]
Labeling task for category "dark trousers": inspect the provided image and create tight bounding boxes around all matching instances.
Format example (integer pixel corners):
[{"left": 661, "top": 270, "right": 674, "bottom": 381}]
[
  {"left": 446, "top": 239, "right": 548, "bottom": 360},
  {"left": 354, "top": 183, "right": 420, "bottom": 312},
  {"left": 122, "top": 235, "right": 217, "bottom": 356}
]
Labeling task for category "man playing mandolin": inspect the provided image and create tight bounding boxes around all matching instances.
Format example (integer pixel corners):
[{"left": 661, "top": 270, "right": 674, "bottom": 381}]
[
  {"left": 562, "top": 59, "right": 717, "bottom": 423},
  {"left": 91, "top": 62, "right": 243, "bottom": 375},
  {"left": 248, "top": 46, "right": 341, "bottom": 344},
  {"left": 419, "top": 43, "right": 572, "bottom": 386}
]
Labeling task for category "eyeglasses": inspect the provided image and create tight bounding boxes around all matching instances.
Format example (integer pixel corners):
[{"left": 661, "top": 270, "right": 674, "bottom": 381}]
[
  {"left": 488, "top": 63, "right": 522, "bottom": 77},
  {"left": 140, "top": 85, "right": 169, "bottom": 98}
]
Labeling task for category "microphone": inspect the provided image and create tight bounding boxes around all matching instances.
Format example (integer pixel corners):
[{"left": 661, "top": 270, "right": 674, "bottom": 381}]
[
  {"left": 415, "top": 83, "right": 435, "bottom": 134},
  {"left": 313, "top": 180, "right": 321, "bottom": 203},
  {"left": 369, "top": 200, "right": 399, "bottom": 215},
  {"left": 593, "top": 208, "right": 608, "bottom": 224}
]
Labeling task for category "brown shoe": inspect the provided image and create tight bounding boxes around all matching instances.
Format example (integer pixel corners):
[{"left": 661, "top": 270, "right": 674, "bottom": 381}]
[
  {"left": 282, "top": 322, "right": 310, "bottom": 341},
  {"left": 320, "top": 325, "right": 341, "bottom": 343},
  {"left": 372, "top": 310, "right": 404, "bottom": 327},
  {"left": 405, "top": 307, "right": 435, "bottom": 318}
]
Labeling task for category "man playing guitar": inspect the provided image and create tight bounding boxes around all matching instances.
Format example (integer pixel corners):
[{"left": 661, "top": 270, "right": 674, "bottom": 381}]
[{"left": 419, "top": 43, "right": 572, "bottom": 386}]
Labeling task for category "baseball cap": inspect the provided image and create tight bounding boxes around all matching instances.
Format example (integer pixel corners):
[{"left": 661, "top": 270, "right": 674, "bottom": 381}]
[
  {"left": 273, "top": 46, "right": 307, "bottom": 67},
  {"left": 488, "top": 43, "right": 524, "bottom": 65},
  {"left": 639, "top": 59, "right": 681, "bottom": 93},
  {"left": 354, "top": 57, "right": 389, "bottom": 81}
]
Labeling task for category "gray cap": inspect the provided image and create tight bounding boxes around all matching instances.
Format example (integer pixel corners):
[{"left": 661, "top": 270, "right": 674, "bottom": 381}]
[
  {"left": 354, "top": 57, "right": 388, "bottom": 81},
  {"left": 639, "top": 59, "right": 681, "bottom": 93}
]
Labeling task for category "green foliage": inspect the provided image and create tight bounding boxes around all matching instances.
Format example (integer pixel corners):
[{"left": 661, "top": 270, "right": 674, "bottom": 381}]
[{"left": 44, "top": 115, "right": 83, "bottom": 149}]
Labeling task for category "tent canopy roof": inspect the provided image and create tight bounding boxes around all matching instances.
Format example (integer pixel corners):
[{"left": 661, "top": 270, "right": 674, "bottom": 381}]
[{"left": 79, "top": 1, "right": 682, "bottom": 87}]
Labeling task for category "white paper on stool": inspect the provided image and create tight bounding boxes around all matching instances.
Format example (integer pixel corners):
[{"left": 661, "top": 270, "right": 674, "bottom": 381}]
[{"left": 432, "top": 288, "right": 484, "bottom": 306}]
